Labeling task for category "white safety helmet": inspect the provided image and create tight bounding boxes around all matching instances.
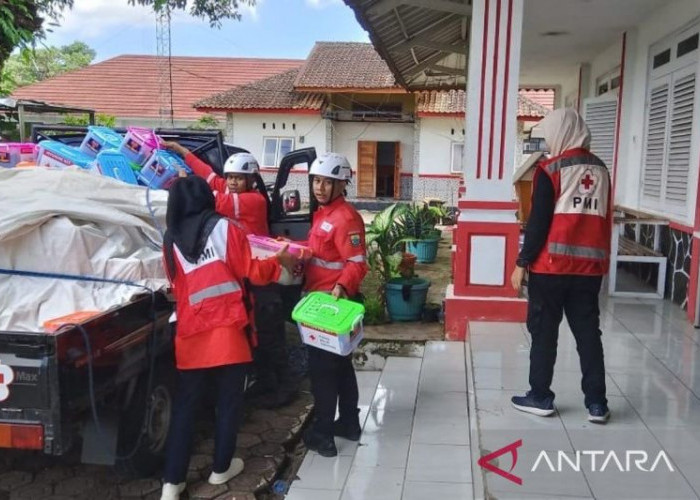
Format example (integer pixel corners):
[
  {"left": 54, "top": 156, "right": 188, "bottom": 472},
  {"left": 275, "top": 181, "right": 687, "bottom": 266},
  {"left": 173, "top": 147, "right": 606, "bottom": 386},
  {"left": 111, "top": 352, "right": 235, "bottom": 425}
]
[
  {"left": 309, "top": 153, "right": 352, "bottom": 181},
  {"left": 223, "top": 153, "right": 260, "bottom": 175}
]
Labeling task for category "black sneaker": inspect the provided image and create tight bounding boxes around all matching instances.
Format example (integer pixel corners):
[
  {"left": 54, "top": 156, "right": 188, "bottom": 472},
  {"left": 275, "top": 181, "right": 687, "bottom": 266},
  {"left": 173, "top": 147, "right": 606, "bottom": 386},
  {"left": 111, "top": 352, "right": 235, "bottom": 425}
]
[
  {"left": 587, "top": 404, "right": 610, "bottom": 424},
  {"left": 303, "top": 428, "right": 338, "bottom": 457},
  {"left": 511, "top": 392, "right": 556, "bottom": 417},
  {"left": 333, "top": 417, "right": 361, "bottom": 441}
]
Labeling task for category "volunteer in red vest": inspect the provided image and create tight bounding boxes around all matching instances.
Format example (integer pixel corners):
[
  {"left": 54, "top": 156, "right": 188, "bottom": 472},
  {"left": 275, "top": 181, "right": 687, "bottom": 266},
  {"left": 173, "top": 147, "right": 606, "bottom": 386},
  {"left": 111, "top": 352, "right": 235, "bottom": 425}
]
[
  {"left": 159, "top": 176, "right": 297, "bottom": 500},
  {"left": 302, "top": 153, "right": 368, "bottom": 457},
  {"left": 163, "top": 141, "right": 298, "bottom": 408},
  {"left": 510, "top": 108, "right": 612, "bottom": 424},
  {"left": 163, "top": 141, "right": 269, "bottom": 236}
]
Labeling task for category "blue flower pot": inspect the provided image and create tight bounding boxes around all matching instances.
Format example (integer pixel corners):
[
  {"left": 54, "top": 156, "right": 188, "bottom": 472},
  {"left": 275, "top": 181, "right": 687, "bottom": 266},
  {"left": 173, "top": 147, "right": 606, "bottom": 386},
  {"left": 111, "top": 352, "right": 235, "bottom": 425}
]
[
  {"left": 385, "top": 277, "right": 431, "bottom": 321},
  {"left": 406, "top": 238, "right": 439, "bottom": 263}
]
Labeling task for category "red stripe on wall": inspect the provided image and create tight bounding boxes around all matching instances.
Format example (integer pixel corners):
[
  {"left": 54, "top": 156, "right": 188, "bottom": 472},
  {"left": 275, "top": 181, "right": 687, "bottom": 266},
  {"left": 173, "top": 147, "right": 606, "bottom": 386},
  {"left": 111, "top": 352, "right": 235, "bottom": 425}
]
[
  {"left": 691, "top": 116, "right": 700, "bottom": 322},
  {"left": 413, "top": 173, "right": 463, "bottom": 179},
  {"left": 477, "top": 0, "right": 490, "bottom": 180},
  {"left": 498, "top": 0, "right": 513, "bottom": 180},
  {"left": 669, "top": 221, "right": 694, "bottom": 234},
  {"left": 487, "top": 0, "right": 501, "bottom": 180},
  {"left": 577, "top": 65, "right": 582, "bottom": 112},
  {"left": 611, "top": 32, "right": 626, "bottom": 206}
]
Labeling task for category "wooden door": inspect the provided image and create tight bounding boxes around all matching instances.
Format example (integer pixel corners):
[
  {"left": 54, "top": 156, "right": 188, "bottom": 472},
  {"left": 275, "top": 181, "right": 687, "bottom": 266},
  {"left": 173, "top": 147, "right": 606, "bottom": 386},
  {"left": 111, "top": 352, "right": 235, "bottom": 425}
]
[
  {"left": 357, "top": 141, "right": 377, "bottom": 198},
  {"left": 393, "top": 141, "right": 402, "bottom": 199}
]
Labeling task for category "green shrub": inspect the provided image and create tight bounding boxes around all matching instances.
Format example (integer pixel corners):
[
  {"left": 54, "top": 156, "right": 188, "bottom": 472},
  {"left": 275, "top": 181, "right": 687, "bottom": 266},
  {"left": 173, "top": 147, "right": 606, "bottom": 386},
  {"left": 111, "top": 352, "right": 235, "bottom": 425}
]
[{"left": 363, "top": 292, "right": 386, "bottom": 325}]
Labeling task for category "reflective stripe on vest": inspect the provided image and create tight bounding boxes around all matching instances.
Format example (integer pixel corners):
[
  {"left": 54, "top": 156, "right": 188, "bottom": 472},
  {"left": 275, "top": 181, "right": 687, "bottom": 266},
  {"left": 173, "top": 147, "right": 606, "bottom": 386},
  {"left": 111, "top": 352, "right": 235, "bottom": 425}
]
[
  {"left": 309, "top": 257, "right": 344, "bottom": 270},
  {"left": 544, "top": 154, "right": 606, "bottom": 175},
  {"left": 548, "top": 242, "right": 607, "bottom": 260},
  {"left": 189, "top": 281, "right": 241, "bottom": 305},
  {"left": 348, "top": 255, "right": 366, "bottom": 263},
  {"left": 233, "top": 193, "right": 240, "bottom": 218}
]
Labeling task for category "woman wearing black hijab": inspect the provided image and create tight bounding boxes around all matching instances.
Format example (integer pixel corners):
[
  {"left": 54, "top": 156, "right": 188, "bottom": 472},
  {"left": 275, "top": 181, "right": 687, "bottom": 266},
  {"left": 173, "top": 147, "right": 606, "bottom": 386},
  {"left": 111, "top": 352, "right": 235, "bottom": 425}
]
[{"left": 160, "top": 176, "right": 296, "bottom": 500}]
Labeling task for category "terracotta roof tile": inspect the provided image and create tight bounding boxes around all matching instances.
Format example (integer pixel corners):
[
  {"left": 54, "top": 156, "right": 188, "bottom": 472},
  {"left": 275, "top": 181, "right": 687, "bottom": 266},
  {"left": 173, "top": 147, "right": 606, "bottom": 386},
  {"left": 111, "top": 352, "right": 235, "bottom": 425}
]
[
  {"left": 519, "top": 89, "right": 555, "bottom": 110},
  {"left": 517, "top": 93, "right": 552, "bottom": 118},
  {"left": 12, "top": 55, "right": 304, "bottom": 120},
  {"left": 416, "top": 89, "right": 551, "bottom": 118},
  {"left": 294, "top": 42, "right": 397, "bottom": 89},
  {"left": 195, "top": 69, "right": 325, "bottom": 111}
]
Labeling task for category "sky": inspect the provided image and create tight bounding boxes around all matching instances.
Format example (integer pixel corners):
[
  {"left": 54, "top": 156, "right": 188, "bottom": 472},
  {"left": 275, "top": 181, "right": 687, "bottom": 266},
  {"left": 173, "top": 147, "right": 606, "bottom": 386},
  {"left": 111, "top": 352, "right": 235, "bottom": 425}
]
[{"left": 43, "top": 0, "right": 370, "bottom": 62}]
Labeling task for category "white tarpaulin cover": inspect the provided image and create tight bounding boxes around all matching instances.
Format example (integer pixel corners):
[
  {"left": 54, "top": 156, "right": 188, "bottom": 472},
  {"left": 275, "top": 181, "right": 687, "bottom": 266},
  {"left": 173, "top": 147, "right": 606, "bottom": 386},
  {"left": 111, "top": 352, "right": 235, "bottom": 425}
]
[{"left": 0, "top": 168, "right": 169, "bottom": 332}]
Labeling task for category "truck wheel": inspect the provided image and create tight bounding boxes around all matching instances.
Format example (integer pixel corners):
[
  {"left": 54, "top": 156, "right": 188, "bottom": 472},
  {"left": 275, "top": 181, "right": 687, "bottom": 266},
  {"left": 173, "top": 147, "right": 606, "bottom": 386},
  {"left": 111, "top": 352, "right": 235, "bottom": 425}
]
[{"left": 115, "top": 364, "right": 176, "bottom": 478}]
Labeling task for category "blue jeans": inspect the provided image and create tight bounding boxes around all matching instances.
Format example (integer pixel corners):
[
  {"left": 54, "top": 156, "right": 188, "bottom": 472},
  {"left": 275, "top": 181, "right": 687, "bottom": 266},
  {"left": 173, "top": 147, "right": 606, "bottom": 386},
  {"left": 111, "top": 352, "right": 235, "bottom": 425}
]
[{"left": 163, "top": 363, "right": 248, "bottom": 484}]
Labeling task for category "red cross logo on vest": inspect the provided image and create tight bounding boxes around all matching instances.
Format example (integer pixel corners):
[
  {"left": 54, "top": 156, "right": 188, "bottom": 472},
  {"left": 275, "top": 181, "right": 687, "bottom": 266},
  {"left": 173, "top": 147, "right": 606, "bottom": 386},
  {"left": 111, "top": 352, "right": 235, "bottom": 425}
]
[
  {"left": 578, "top": 169, "right": 598, "bottom": 195},
  {"left": 0, "top": 361, "right": 15, "bottom": 402}
]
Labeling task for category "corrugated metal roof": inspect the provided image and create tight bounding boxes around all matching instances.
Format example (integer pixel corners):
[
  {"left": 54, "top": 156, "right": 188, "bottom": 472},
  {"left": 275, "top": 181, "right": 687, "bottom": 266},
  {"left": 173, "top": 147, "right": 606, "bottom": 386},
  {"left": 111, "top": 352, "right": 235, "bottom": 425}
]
[{"left": 344, "top": 0, "right": 470, "bottom": 90}]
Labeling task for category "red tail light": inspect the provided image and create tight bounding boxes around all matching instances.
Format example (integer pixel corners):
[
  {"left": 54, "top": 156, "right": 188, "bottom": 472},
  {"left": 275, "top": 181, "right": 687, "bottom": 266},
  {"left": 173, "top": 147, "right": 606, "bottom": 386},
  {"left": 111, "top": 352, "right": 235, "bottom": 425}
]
[{"left": 0, "top": 423, "right": 43, "bottom": 450}]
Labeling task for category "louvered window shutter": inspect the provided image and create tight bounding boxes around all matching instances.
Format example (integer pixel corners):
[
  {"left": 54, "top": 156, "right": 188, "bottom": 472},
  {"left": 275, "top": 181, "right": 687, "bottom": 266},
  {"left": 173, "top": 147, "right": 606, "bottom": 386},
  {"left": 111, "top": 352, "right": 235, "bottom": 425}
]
[
  {"left": 642, "top": 81, "right": 670, "bottom": 201},
  {"left": 583, "top": 94, "right": 618, "bottom": 171},
  {"left": 665, "top": 72, "right": 696, "bottom": 205}
]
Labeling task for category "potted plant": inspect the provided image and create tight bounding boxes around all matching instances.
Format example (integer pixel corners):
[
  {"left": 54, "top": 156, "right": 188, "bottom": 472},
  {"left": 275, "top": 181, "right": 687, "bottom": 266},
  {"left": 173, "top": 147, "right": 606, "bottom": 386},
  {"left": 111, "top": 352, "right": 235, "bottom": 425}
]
[
  {"left": 365, "top": 203, "right": 431, "bottom": 322},
  {"left": 401, "top": 203, "right": 442, "bottom": 263}
]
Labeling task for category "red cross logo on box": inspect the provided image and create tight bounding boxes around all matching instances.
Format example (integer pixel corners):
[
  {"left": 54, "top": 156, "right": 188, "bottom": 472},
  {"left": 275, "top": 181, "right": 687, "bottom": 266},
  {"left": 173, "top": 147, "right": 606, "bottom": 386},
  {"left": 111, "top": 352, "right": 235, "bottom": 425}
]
[
  {"left": 578, "top": 169, "right": 598, "bottom": 195},
  {"left": 0, "top": 361, "right": 15, "bottom": 402}
]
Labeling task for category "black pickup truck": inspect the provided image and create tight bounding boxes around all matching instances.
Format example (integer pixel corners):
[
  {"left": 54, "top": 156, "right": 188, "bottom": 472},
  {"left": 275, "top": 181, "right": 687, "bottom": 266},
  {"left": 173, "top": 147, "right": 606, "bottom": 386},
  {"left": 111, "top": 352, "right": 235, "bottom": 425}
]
[{"left": 0, "top": 125, "right": 316, "bottom": 476}]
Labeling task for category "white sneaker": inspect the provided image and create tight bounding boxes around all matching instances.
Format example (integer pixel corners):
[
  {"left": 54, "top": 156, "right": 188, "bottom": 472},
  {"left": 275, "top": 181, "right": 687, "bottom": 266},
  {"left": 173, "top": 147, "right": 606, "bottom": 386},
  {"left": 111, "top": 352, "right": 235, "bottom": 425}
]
[
  {"left": 208, "top": 457, "right": 245, "bottom": 485},
  {"left": 160, "top": 482, "right": 186, "bottom": 500}
]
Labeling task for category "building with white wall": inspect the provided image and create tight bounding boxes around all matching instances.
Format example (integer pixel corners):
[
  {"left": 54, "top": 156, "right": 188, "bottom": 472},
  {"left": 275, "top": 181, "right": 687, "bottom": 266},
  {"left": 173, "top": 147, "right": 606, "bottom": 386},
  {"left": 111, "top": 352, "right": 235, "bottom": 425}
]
[
  {"left": 196, "top": 42, "right": 551, "bottom": 204},
  {"left": 341, "top": 0, "right": 700, "bottom": 334}
]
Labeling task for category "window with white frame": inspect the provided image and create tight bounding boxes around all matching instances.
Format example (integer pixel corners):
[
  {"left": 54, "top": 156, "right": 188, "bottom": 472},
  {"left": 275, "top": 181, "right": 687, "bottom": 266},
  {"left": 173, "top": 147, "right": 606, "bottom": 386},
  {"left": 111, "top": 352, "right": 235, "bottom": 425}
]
[
  {"left": 262, "top": 137, "right": 295, "bottom": 167},
  {"left": 451, "top": 142, "right": 464, "bottom": 173},
  {"left": 595, "top": 66, "right": 622, "bottom": 96},
  {"left": 641, "top": 23, "right": 700, "bottom": 220}
]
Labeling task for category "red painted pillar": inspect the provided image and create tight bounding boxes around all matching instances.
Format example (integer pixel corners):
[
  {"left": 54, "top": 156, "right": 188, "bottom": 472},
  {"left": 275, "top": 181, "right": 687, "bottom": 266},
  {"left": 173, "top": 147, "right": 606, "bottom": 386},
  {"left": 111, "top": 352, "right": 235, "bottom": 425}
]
[{"left": 445, "top": 0, "right": 527, "bottom": 340}]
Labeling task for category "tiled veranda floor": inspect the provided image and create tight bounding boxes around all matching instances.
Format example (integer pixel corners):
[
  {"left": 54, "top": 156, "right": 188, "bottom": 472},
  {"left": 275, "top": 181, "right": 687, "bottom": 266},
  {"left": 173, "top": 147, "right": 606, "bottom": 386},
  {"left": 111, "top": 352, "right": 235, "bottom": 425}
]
[{"left": 285, "top": 293, "right": 700, "bottom": 499}]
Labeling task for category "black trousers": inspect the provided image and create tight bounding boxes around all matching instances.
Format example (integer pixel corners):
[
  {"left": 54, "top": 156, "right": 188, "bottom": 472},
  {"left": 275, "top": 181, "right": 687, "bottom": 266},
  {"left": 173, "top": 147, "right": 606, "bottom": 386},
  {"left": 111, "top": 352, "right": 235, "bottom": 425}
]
[
  {"left": 526, "top": 272, "right": 607, "bottom": 408},
  {"left": 250, "top": 284, "right": 295, "bottom": 391},
  {"left": 163, "top": 363, "right": 247, "bottom": 484},
  {"left": 308, "top": 346, "right": 359, "bottom": 436}
]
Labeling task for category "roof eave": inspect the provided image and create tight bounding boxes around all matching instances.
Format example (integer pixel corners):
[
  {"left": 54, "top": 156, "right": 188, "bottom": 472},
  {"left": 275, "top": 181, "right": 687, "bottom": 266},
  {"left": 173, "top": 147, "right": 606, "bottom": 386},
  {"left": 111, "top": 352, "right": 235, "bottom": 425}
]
[
  {"left": 195, "top": 106, "right": 322, "bottom": 115},
  {"left": 294, "top": 86, "right": 408, "bottom": 94}
]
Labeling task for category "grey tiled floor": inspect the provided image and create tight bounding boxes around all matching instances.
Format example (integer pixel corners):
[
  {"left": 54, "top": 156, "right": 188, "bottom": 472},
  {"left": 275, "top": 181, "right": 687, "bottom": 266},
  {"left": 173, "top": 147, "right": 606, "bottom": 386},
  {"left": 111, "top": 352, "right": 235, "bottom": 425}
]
[
  {"left": 472, "top": 295, "right": 700, "bottom": 499},
  {"left": 286, "top": 294, "right": 700, "bottom": 499},
  {"left": 286, "top": 344, "right": 470, "bottom": 500}
]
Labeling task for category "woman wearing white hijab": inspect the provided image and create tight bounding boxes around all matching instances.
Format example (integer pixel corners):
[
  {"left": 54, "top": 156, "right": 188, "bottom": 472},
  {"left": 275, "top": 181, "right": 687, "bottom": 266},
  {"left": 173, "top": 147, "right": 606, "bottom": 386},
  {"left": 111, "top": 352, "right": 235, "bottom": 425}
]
[{"left": 510, "top": 108, "right": 612, "bottom": 424}]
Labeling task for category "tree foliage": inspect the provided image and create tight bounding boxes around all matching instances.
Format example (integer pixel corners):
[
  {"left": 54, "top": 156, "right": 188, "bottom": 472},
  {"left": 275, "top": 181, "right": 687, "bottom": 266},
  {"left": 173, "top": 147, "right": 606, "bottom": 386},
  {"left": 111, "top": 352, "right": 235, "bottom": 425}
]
[
  {"left": 129, "top": 0, "right": 254, "bottom": 27},
  {"left": 188, "top": 113, "right": 221, "bottom": 130},
  {"left": 0, "top": 1, "right": 74, "bottom": 73},
  {"left": 0, "top": 0, "right": 254, "bottom": 73},
  {"left": 62, "top": 113, "right": 116, "bottom": 127},
  {"left": 2, "top": 41, "right": 95, "bottom": 93}
]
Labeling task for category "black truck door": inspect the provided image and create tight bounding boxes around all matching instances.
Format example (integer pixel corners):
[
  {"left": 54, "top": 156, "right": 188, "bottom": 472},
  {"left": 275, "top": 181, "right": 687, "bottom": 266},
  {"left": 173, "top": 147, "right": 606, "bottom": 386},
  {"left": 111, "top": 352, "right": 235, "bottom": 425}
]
[{"left": 268, "top": 148, "right": 317, "bottom": 241}]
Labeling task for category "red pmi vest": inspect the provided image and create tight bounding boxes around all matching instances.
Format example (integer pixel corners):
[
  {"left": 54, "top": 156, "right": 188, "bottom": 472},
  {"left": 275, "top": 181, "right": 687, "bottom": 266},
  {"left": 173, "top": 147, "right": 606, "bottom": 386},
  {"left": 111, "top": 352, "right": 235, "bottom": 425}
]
[
  {"left": 530, "top": 148, "right": 612, "bottom": 276},
  {"left": 173, "top": 219, "right": 248, "bottom": 337}
]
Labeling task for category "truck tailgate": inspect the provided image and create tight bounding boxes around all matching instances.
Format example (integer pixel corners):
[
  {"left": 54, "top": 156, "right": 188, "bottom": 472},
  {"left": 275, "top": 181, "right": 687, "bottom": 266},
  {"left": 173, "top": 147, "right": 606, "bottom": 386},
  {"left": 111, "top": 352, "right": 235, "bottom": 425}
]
[{"left": 0, "top": 331, "right": 53, "bottom": 410}]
